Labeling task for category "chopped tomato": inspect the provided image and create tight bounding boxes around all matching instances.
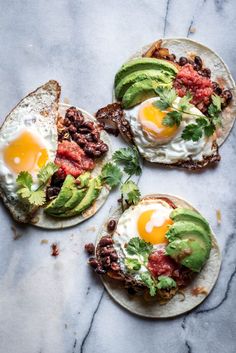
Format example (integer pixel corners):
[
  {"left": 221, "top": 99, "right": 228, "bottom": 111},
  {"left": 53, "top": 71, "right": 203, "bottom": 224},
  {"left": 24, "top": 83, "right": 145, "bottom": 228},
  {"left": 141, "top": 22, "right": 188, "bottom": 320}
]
[
  {"left": 55, "top": 140, "right": 94, "bottom": 178},
  {"left": 174, "top": 64, "right": 213, "bottom": 106}
]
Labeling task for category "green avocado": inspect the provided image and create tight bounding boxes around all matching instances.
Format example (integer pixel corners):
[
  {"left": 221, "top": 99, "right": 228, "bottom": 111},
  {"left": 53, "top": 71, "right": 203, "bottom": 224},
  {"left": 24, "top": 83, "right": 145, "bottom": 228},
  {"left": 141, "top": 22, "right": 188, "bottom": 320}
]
[
  {"left": 58, "top": 177, "right": 102, "bottom": 218},
  {"left": 166, "top": 238, "right": 208, "bottom": 272},
  {"left": 122, "top": 79, "right": 171, "bottom": 109},
  {"left": 77, "top": 172, "right": 91, "bottom": 189},
  {"left": 114, "top": 58, "right": 178, "bottom": 87},
  {"left": 115, "top": 69, "right": 173, "bottom": 100},
  {"left": 44, "top": 174, "right": 75, "bottom": 214},
  {"left": 166, "top": 221, "right": 211, "bottom": 256},
  {"left": 170, "top": 208, "right": 211, "bottom": 235}
]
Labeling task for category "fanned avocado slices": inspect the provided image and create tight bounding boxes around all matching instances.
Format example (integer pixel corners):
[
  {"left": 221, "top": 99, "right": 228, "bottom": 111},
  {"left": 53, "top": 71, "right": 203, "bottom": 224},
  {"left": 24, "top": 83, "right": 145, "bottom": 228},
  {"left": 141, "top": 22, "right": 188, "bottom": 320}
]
[
  {"left": 115, "top": 69, "right": 173, "bottom": 100},
  {"left": 165, "top": 209, "right": 212, "bottom": 272},
  {"left": 166, "top": 238, "right": 208, "bottom": 272},
  {"left": 56, "top": 177, "right": 102, "bottom": 218},
  {"left": 122, "top": 79, "right": 171, "bottom": 109},
  {"left": 114, "top": 58, "right": 178, "bottom": 87}
]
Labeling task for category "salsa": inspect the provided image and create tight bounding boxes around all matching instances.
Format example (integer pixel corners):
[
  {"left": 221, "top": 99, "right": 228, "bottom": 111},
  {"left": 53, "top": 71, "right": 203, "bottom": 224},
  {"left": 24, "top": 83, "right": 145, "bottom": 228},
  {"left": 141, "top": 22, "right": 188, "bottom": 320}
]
[
  {"left": 55, "top": 140, "right": 95, "bottom": 178},
  {"left": 174, "top": 64, "right": 213, "bottom": 108}
]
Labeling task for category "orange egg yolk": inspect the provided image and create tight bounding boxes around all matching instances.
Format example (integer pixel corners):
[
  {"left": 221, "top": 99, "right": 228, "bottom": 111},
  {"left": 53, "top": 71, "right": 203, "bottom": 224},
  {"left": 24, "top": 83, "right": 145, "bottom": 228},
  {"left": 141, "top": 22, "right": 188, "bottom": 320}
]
[
  {"left": 3, "top": 131, "right": 48, "bottom": 174},
  {"left": 138, "top": 102, "right": 178, "bottom": 139},
  {"left": 137, "top": 209, "right": 173, "bottom": 245}
]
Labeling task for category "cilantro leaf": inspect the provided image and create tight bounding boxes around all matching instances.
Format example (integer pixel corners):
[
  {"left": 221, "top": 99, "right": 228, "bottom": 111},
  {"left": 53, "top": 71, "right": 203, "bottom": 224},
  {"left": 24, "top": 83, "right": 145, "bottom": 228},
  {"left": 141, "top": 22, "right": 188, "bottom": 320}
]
[
  {"left": 113, "top": 147, "right": 142, "bottom": 177},
  {"left": 211, "top": 94, "right": 222, "bottom": 111},
  {"left": 154, "top": 87, "right": 177, "bottom": 110},
  {"left": 125, "top": 258, "right": 141, "bottom": 271},
  {"left": 28, "top": 189, "right": 46, "bottom": 206},
  {"left": 17, "top": 187, "right": 32, "bottom": 199},
  {"left": 101, "top": 162, "right": 122, "bottom": 188},
  {"left": 157, "top": 276, "right": 176, "bottom": 290},
  {"left": 140, "top": 272, "right": 157, "bottom": 296},
  {"left": 204, "top": 123, "right": 215, "bottom": 137},
  {"left": 37, "top": 162, "right": 58, "bottom": 184},
  {"left": 163, "top": 111, "right": 182, "bottom": 127},
  {"left": 121, "top": 180, "right": 141, "bottom": 205},
  {"left": 182, "top": 123, "right": 203, "bottom": 141},
  {"left": 178, "top": 92, "right": 193, "bottom": 112},
  {"left": 126, "top": 237, "right": 153, "bottom": 258},
  {"left": 16, "top": 171, "right": 33, "bottom": 189}
]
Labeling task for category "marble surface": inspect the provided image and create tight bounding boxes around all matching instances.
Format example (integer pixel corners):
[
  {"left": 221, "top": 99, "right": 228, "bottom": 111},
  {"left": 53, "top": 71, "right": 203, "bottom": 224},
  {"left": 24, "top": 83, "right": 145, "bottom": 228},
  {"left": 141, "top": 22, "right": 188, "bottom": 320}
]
[{"left": 0, "top": 1, "right": 236, "bottom": 352}]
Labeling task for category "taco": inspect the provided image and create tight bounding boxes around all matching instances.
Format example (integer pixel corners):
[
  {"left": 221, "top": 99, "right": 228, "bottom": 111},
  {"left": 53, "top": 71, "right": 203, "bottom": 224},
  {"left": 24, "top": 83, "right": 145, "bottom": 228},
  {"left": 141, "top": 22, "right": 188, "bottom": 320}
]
[
  {"left": 0, "top": 81, "right": 112, "bottom": 229},
  {"left": 86, "top": 194, "right": 221, "bottom": 318},
  {"left": 96, "top": 38, "right": 236, "bottom": 170}
]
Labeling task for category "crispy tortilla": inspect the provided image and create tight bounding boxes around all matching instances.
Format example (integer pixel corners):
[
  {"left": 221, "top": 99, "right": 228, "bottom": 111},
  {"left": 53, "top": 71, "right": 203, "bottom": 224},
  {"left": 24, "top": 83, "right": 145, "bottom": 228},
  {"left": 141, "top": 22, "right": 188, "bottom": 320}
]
[
  {"left": 32, "top": 103, "right": 112, "bottom": 229},
  {"left": 96, "top": 194, "right": 221, "bottom": 318}
]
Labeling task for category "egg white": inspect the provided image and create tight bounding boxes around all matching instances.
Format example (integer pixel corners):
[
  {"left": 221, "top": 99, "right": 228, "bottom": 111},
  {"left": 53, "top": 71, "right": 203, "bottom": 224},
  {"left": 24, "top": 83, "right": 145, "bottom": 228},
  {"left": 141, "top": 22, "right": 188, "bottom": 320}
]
[
  {"left": 113, "top": 199, "right": 173, "bottom": 279},
  {"left": 0, "top": 113, "right": 57, "bottom": 203},
  {"left": 125, "top": 97, "right": 214, "bottom": 164}
]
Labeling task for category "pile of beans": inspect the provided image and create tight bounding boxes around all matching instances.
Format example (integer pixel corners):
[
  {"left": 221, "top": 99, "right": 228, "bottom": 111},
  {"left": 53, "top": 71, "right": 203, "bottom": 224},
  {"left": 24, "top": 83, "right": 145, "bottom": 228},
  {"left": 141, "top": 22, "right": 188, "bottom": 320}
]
[{"left": 59, "top": 107, "right": 109, "bottom": 158}]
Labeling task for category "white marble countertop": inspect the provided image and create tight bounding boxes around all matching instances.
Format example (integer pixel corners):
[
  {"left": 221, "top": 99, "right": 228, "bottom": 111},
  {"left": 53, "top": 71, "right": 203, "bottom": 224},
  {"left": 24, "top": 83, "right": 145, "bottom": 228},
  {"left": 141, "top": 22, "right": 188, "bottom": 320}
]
[{"left": 0, "top": 1, "right": 236, "bottom": 352}]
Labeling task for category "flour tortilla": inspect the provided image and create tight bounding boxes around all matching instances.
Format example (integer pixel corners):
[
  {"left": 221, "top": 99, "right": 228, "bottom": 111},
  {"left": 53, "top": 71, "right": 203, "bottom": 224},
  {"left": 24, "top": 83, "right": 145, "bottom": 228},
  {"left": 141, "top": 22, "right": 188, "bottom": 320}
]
[
  {"left": 97, "top": 194, "right": 221, "bottom": 318},
  {"left": 114, "top": 37, "right": 236, "bottom": 146},
  {"left": 32, "top": 103, "right": 112, "bottom": 229}
]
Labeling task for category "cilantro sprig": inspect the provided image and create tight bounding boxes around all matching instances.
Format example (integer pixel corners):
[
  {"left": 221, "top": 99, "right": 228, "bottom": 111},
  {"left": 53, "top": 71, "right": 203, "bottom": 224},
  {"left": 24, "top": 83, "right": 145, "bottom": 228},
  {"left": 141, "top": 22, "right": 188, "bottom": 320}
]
[
  {"left": 101, "top": 147, "right": 142, "bottom": 208},
  {"left": 154, "top": 87, "right": 222, "bottom": 141},
  {"left": 124, "top": 237, "right": 176, "bottom": 296},
  {"left": 16, "top": 162, "right": 58, "bottom": 206}
]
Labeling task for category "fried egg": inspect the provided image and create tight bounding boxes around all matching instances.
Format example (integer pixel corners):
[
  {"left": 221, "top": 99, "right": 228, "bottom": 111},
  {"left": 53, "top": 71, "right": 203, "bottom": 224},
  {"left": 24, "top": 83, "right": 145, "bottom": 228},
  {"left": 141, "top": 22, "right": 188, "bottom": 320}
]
[
  {"left": 113, "top": 198, "right": 173, "bottom": 278},
  {"left": 125, "top": 97, "right": 214, "bottom": 163},
  {"left": 0, "top": 80, "right": 60, "bottom": 222}
]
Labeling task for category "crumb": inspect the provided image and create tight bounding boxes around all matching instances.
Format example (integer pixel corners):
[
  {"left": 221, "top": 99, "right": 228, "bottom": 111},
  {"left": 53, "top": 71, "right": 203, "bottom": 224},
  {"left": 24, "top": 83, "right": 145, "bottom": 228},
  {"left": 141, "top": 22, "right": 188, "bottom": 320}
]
[
  {"left": 189, "top": 26, "right": 196, "bottom": 33},
  {"left": 40, "top": 239, "right": 48, "bottom": 244},
  {"left": 216, "top": 209, "right": 221, "bottom": 225},
  {"left": 64, "top": 323, "right": 68, "bottom": 329},
  {"left": 86, "top": 226, "right": 97, "bottom": 232},
  {"left": 11, "top": 225, "right": 22, "bottom": 240},
  {"left": 191, "top": 287, "right": 208, "bottom": 296},
  {"left": 51, "top": 243, "right": 60, "bottom": 257}
]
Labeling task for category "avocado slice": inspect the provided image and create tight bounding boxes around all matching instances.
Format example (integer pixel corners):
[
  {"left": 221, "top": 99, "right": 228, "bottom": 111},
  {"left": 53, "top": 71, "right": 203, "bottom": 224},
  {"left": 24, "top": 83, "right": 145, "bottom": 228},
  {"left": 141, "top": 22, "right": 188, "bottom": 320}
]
[
  {"left": 170, "top": 208, "right": 211, "bottom": 234},
  {"left": 115, "top": 69, "right": 173, "bottom": 100},
  {"left": 166, "top": 221, "right": 211, "bottom": 256},
  {"left": 114, "top": 58, "right": 178, "bottom": 87},
  {"left": 57, "top": 177, "right": 102, "bottom": 218},
  {"left": 122, "top": 79, "right": 171, "bottom": 109},
  {"left": 166, "top": 238, "right": 208, "bottom": 272},
  {"left": 44, "top": 175, "right": 75, "bottom": 214},
  {"left": 77, "top": 172, "right": 91, "bottom": 189}
]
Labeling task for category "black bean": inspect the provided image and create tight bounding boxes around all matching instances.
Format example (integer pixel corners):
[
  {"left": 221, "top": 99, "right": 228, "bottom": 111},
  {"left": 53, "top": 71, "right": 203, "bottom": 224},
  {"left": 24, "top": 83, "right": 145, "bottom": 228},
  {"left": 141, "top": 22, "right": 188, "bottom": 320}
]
[
  {"left": 222, "top": 89, "right": 232, "bottom": 104},
  {"left": 179, "top": 57, "right": 188, "bottom": 66},
  {"left": 100, "top": 247, "right": 114, "bottom": 257},
  {"left": 194, "top": 56, "right": 202, "bottom": 68},
  {"left": 110, "top": 252, "right": 118, "bottom": 261},
  {"left": 168, "top": 54, "right": 176, "bottom": 61},
  {"left": 95, "top": 265, "right": 106, "bottom": 274},
  {"left": 84, "top": 243, "right": 95, "bottom": 255},
  {"left": 212, "top": 82, "right": 223, "bottom": 95},
  {"left": 200, "top": 68, "right": 211, "bottom": 78},
  {"left": 88, "top": 257, "right": 98, "bottom": 269},
  {"left": 100, "top": 143, "right": 109, "bottom": 153},
  {"left": 99, "top": 236, "right": 113, "bottom": 247},
  {"left": 107, "top": 219, "right": 117, "bottom": 232}
]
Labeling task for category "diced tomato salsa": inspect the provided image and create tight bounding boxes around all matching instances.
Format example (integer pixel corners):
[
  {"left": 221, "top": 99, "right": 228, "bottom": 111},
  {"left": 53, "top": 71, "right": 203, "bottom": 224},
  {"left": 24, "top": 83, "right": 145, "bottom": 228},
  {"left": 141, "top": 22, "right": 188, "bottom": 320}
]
[
  {"left": 174, "top": 64, "right": 213, "bottom": 106},
  {"left": 55, "top": 140, "right": 95, "bottom": 178}
]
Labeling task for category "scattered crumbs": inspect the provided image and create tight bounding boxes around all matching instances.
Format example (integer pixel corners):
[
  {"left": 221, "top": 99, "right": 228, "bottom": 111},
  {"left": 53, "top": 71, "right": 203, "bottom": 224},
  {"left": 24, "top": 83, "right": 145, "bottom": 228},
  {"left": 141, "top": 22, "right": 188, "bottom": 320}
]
[
  {"left": 78, "top": 311, "right": 80, "bottom": 315},
  {"left": 11, "top": 225, "right": 22, "bottom": 240},
  {"left": 51, "top": 243, "right": 60, "bottom": 257},
  {"left": 64, "top": 323, "right": 68, "bottom": 329},
  {"left": 40, "top": 239, "right": 48, "bottom": 245},
  {"left": 216, "top": 209, "right": 222, "bottom": 225},
  {"left": 191, "top": 286, "right": 208, "bottom": 296},
  {"left": 86, "top": 225, "right": 97, "bottom": 233},
  {"left": 70, "top": 234, "right": 74, "bottom": 240},
  {"left": 63, "top": 97, "right": 70, "bottom": 104},
  {"left": 189, "top": 26, "right": 196, "bottom": 33}
]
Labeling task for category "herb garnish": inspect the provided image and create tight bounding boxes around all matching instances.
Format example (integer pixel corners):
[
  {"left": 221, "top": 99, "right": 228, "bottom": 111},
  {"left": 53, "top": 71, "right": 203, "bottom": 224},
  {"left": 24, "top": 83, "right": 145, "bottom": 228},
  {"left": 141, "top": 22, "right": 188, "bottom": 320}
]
[
  {"left": 16, "top": 162, "right": 58, "bottom": 206},
  {"left": 124, "top": 237, "right": 176, "bottom": 296},
  {"left": 154, "top": 87, "right": 222, "bottom": 141}
]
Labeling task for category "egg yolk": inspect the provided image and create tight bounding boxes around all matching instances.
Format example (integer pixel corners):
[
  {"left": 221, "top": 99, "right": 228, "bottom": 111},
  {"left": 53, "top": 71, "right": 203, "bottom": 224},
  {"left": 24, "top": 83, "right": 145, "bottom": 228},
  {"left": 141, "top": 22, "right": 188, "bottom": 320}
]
[
  {"left": 137, "top": 209, "right": 173, "bottom": 245},
  {"left": 3, "top": 131, "right": 48, "bottom": 174},
  {"left": 138, "top": 102, "right": 178, "bottom": 139}
]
